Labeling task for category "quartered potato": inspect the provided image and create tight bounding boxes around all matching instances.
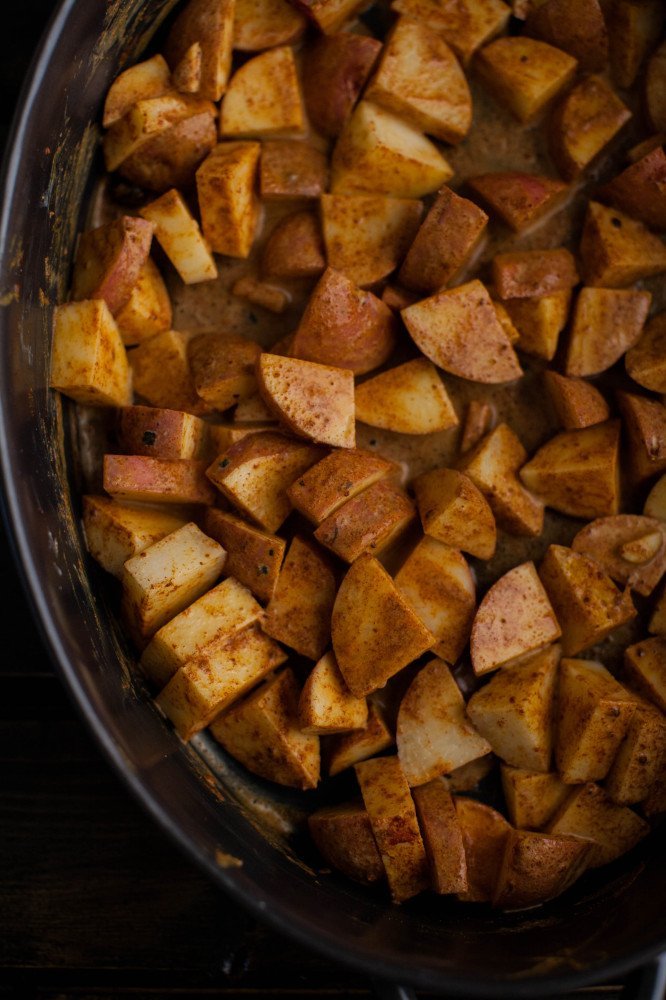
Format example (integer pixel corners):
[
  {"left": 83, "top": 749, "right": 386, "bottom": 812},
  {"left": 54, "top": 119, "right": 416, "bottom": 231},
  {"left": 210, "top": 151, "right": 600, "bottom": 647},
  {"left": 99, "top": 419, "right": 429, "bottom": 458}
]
[
  {"left": 196, "top": 142, "right": 261, "bottom": 257},
  {"left": 565, "top": 288, "right": 651, "bottom": 378},
  {"left": 189, "top": 331, "right": 261, "bottom": 410},
  {"left": 413, "top": 467, "right": 496, "bottom": 560},
  {"left": 262, "top": 211, "right": 326, "bottom": 280},
  {"left": 500, "top": 766, "right": 570, "bottom": 830},
  {"left": 492, "top": 248, "right": 578, "bottom": 300},
  {"left": 103, "top": 454, "right": 216, "bottom": 505},
  {"left": 548, "top": 783, "right": 649, "bottom": 868},
  {"left": 51, "top": 301, "right": 132, "bottom": 408},
  {"left": 455, "top": 797, "right": 511, "bottom": 903},
  {"left": 572, "top": 516, "right": 666, "bottom": 598},
  {"left": 327, "top": 702, "right": 394, "bottom": 776},
  {"left": 72, "top": 216, "right": 154, "bottom": 316},
  {"left": 355, "top": 359, "right": 458, "bottom": 435},
  {"left": 476, "top": 36, "right": 577, "bottom": 123},
  {"left": 617, "top": 392, "right": 666, "bottom": 484},
  {"left": 118, "top": 405, "right": 206, "bottom": 460},
  {"left": 301, "top": 33, "right": 382, "bottom": 138},
  {"left": 308, "top": 801, "right": 384, "bottom": 884},
  {"left": 502, "top": 290, "right": 571, "bottom": 362},
  {"left": 493, "top": 829, "right": 591, "bottom": 910},
  {"left": 580, "top": 202, "right": 666, "bottom": 288},
  {"left": 543, "top": 371, "right": 610, "bottom": 430},
  {"left": 299, "top": 651, "right": 368, "bottom": 734},
  {"left": 220, "top": 47, "right": 304, "bottom": 137},
  {"left": 390, "top": 0, "right": 510, "bottom": 67},
  {"left": 524, "top": 0, "right": 608, "bottom": 72},
  {"left": 140, "top": 188, "right": 218, "bottom": 282},
  {"left": 203, "top": 509, "right": 286, "bottom": 604},
  {"left": 103, "top": 55, "right": 172, "bottom": 127},
  {"left": 549, "top": 76, "right": 631, "bottom": 180},
  {"left": 314, "top": 480, "right": 416, "bottom": 562},
  {"left": 467, "top": 172, "right": 567, "bottom": 233},
  {"left": 287, "top": 447, "right": 398, "bottom": 525},
  {"left": 599, "top": 148, "right": 666, "bottom": 233},
  {"left": 413, "top": 779, "right": 468, "bottom": 895},
  {"left": 82, "top": 496, "right": 188, "bottom": 579},
  {"left": 164, "top": 0, "right": 235, "bottom": 101}
]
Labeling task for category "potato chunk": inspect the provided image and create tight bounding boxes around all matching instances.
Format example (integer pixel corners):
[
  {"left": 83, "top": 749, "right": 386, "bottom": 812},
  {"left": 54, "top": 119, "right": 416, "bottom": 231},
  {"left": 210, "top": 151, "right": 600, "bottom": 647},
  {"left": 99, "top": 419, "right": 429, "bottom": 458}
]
[
  {"left": 617, "top": 391, "right": 666, "bottom": 483},
  {"left": 605, "top": 702, "right": 666, "bottom": 806},
  {"left": 467, "top": 171, "right": 567, "bottom": 233},
  {"left": 624, "top": 638, "right": 666, "bottom": 713},
  {"left": 524, "top": 0, "right": 608, "bottom": 72},
  {"left": 103, "top": 54, "right": 172, "bottom": 127},
  {"left": 355, "top": 756, "right": 429, "bottom": 902},
  {"left": 260, "top": 140, "right": 327, "bottom": 200},
  {"left": 257, "top": 354, "right": 355, "bottom": 448},
  {"left": 115, "top": 258, "right": 172, "bottom": 346},
  {"left": 500, "top": 766, "right": 570, "bottom": 830},
  {"left": 140, "top": 189, "right": 217, "bottom": 283},
  {"left": 412, "top": 779, "right": 468, "bottom": 895},
  {"left": 470, "top": 562, "right": 561, "bottom": 677},
  {"left": 51, "top": 300, "right": 132, "bottom": 408},
  {"left": 355, "top": 359, "right": 458, "bottom": 436},
  {"left": 645, "top": 475, "right": 666, "bottom": 522},
  {"left": 402, "top": 280, "right": 522, "bottom": 385},
  {"left": 548, "top": 783, "right": 649, "bottom": 868},
  {"left": 211, "top": 668, "right": 320, "bottom": 789},
  {"left": 608, "top": 0, "right": 665, "bottom": 90},
  {"left": 455, "top": 797, "right": 511, "bottom": 903},
  {"left": 413, "top": 467, "right": 496, "bottom": 560},
  {"left": 327, "top": 702, "right": 394, "bottom": 776},
  {"left": 188, "top": 331, "right": 261, "bottom": 411},
  {"left": 365, "top": 19, "right": 472, "bottom": 143},
  {"left": 103, "top": 455, "right": 215, "bottom": 506},
  {"left": 332, "top": 553, "right": 436, "bottom": 697},
  {"left": 539, "top": 544, "right": 636, "bottom": 657},
  {"left": 103, "top": 93, "right": 216, "bottom": 172},
  {"left": 331, "top": 101, "right": 453, "bottom": 199},
  {"left": 196, "top": 142, "right": 261, "bottom": 258},
  {"left": 502, "top": 290, "right": 571, "bottom": 362},
  {"left": 476, "top": 37, "right": 577, "bottom": 123},
  {"left": 118, "top": 109, "right": 218, "bottom": 192},
  {"left": 203, "top": 508, "right": 286, "bottom": 603},
  {"left": 391, "top": 0, "right": 510, "bottom": 66},
  {"left": 129, "top": 329, "right": 203, "bottom": 415},
  {"left": 543, "top": 371, "right": 610, "bottom": 431},
  {"left": 565, "top": 287, "right": 651, "bottom": 378},
  {"left": 299, "top": 651, "right": 368, "bottom": 734},
  {"left": 72, "top": 216, "right": 154, "bottom": 316},
  {"left": 314, "top": 481, "right": 416, "bottom": 563},
  {"left": 118, "top": 405, "right": 206, "bottom": 460},
  {"left": 164, "top": 0, "right": 234, "bottom": 101},
  {"left": 626, "top": 313, "right": 666, "bottom": 394},
  {"left": 301, "top": 33, "right": 382, "bottom": 138},
  {"left": 572, "top": 516, "right": 666, "bottom": 598},
  {"left": 287, "top": 447, "right": 398, "bottom": 525},
  {"left": 233, "top": 0, "right": 306, "bottom": 50},
  {"left": 492, "top": 248, "right": 578, "bottom": 300},
  {"left": 221, "top": 47, "right": 304, "bottom": 137},
  {"left": 519, "top": 421, "right": 620, "bottom": 520},
  {"left": 262, "top": 211, "right": 326, "bottom": 280},
  {"left": 549, "top": 76, "right": 631, "bottom": 180},
  {"left": 308, "top": 801, "right": 384, "bottom": 884},
  {"left": 493, "top": 829, "right": 591, "bottom": 910},
  {"left": 263, "top": 536, "right": 336, "bottom": 660},
  {"left": 82, "top": 496, "right": 187, "bottom": 579},
  {"left": 598, "top": 147, "right": 666, "bottom": 233},
  {"left": 580, "top": 202, "right": 666, "bottom": 288}
]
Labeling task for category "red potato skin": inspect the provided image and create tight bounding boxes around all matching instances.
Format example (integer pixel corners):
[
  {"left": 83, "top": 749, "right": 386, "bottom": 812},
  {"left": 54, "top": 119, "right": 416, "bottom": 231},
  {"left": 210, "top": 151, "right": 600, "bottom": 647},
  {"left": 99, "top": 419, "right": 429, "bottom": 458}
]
[
  {"left": 598, "top": 147, "right": 666, "bottom": 232},
  {"left": 72, "top": 216, "right": 154, "bottom": 315},
  {"left": 103, "top": 455, "right": 216, "bottom": 505},
  {"left": 119, "top": 111, "right": 218, "bottom": 192},
  {"left": 302, "top": 34, "right": 382, "bottom": 138}
]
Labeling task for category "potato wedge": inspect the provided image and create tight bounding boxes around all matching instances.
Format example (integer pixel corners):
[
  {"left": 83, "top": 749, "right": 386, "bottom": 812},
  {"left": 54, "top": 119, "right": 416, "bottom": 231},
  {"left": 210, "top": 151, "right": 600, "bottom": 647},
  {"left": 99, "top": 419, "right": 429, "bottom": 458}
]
[
  {"left": 129, "top": 328, "right": 204, "bottom": 414},
  {"left": 301, "top": 33, "right": 382, "bottom": 138},
  {"left": 103, "top": 455, "right": 216, "bottom": 506},
  {"left": 103, "top": 93, "right": 216, "bottom": 172},
  {"left": 308, "top": 801, "right": 384, "bottom": 884},
  {"left": 502, "top": 290, "right": 571, "bottom": 362},
  {"left": 118, "top": 405, "right": 206, "bottom": 460},
  {"left": 455, "top": 796, "right": 511, "bottom": 903},
  {"left": 82, "top": 496, "right": 188, "bottom": 579},
  {"left": 646, "top": 41, "right": 666, "bottom": 133},
  {"left": 221, "top": 47, "right": 304, "bottom": 137},
  {"left": 264, "top": 535, "right": 336, "bottom": 660},
  {"left": 355, "top": 359, "right": 458, "bottom": 436},
  {"left": 565, "top": 287, "right": 651, "bottom": 378},
  {"left": 476, "top": 37, "right": 577, "bottom": 123},
  {"left": 164, "top": 0, "right": 235, "bottom": 101},
  {"left": 467, "top": 171, "right": 567, "bottom": 233},
  {"left": 524, "top": 0, "right": 608, "bottom": 72},
  {"left": 412, "top": 779, "right": 468, "bottom": 895},
  {"left": 390, "top": 0, "right": 510, "bottom": 66},
  {"left": 598, "top": 147, "right": 666, "bottom": 232},
  {"left": 50, "top": 300, "right": 132, "bottom": 408},
  {"left": 500, "top": 766, "right": 570, "bottom": 830},
  {"left": 115, "top": 258, "right": 172, "bottom": 345},
  {"left": 188, "top": 332, "right": 261, "bottom": 411},
  {"left": 572, "top": 516, "right": 666, "bottom": 598},
  {"left": 493, "top": 829, "right": 591, "bottom": 910},
  {"left": 260, "top": 140, "right": 327, "bottom": 200},
  {"left": 118, "top": 110, "right": 218, "bottom": 192},
  {"left": 413, "top": 467, "right": 496, "bottom": 560},
  {"left": 314, "top": 481, "right": 416, "bottom": 563},
  {"left": 140, "top": 189, "right": 217, "bottom": 284},
  {"left": 327, "top": 702, "right": 394, "bottom": 776},
  {"left": 605, "top": 701, "right": 666, "bottom": 806},
  {"left": 196, "top": 142, "right": 261, "bottom": 258},
  {"left": 262, "top": 211, "right": 326, "bottom": 279},
  {"left": 492, "top": 248, "right": 578, "bottom": 300},
  {"left": 580, "top": 201, "right": 666, "bottom": 288},
  {"left": 616, "top": 391, "right": 666, "bottom": 484},
  {"left": 549, "top": 76, "right": 631, "bottom": 180},
  {"left": 233, "top": 0, "right": 306, "bottom": 50},
  {"left": 287, "top": 447, "right": 398, "bottom": 525},
  {"left": 626, "top": 313, "right": 666, "bottom": 394},
  {"left": 608, "top": 0, "right": 664, "bottom": 90},
  {"left": 172, "top": 42, "right": 202, "bottom": 94},
  {"left": 543, "top": 371, "right": 610, "bottom": 431},
  {"left": 103, "top": 54, "right": 172, "bottom": 127},
  {"left": 548, "top": 783, "right": 649, "bottom": 868},
  {"left": 624, "top": 637, "right": 666, "bottom": 713},
  {"left": 72, "top": 216, "right": 154, "bottom": 316},
  {"left": 299, "top": 651, "right": 368, "bottom": 734},
  {"left": 203, "top": 508, "right": 286, "bottom": 603}
]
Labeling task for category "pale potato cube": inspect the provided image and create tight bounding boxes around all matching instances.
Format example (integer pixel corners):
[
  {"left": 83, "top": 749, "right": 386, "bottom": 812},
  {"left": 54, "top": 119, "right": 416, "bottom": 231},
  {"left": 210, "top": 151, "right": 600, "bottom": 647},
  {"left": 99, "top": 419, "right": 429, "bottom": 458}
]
[
  {"left": 543, "top": 371, "right": 610, "bottom": 430},
  {"left": 548, "top": 782, "right": 649, "bottom": 867},
  {"left": 549, "top": 76, "right": 631, "bottom": 180},
  {"left": 188, "top": 331, "right": 261, "bottom": 411},
  {"left": 103, "top": 455, "right": 216, "bottom": 505},
  {"left": 115, "top": 258, "right": 173, "bottom": 346},
  {"left": 467, "top": 171, "right": 568, "bottom": 233},
  {"left": 355, "top": 358, "right": 458, "bottom": 435},
  {"left": 327, "top": 702, "right": 394, "bottom": 776},
  {"left": 233, "top": 0, "right": 306, "bottom": 50},
  {"left": 196, "top": 142, "right": 261, "bottom": 258},
  {"left": 103, "top": 54, "right": 171, "bottom": 127},
  {"left": 626, "top": 313, "right": 666, "bottom": 394},
  {"left": 413, "top": 467, "right": 496, "bottom": 560},
  {"left": 50, "top": 300, "right": 132, "bottom": 407},
  {"left": 72, "top": 216, "right": 154, "bottom": 316},
  {"left": 287, "top": 447, "right": 398, "bottom": 525},
  {"left": 308, "top": 801, "right": 384, "bottom": 885},
  {"left": 572, "top": 515, "right": 666, "bottom": 598},
  {"left": 391, "top": 0, "right": 510, "bottom": 66},
  {"left": 624, "top": 638, "right": 666, "bottom": 712},
  {"left": 82, "top": 496, "right": 187, "bottom": 579},
  {"left": 493, "top": 829, "right": 591, "bottom": 910},
  {"left": 118, "top": 405, "right": 206, "bottom": 460},
  {"left": 476, "top": 37, "right": 577, "bottom": 123},
  {"left": 455, "top": 796, "right": 511, "bottom": 903},
  {"left": 299, "top": 651, "right": 368, "bottom": 734},
  {"left": 580, "top": 201, "right": 666, "bottom": 288},
  {"left": 314, "top": 481, "right": 416, "bottom": 563},
  {"left": 412, "top": 779, "right": 468, "bottom": 895},
  {"left": 617, "top": 391, "right": 666, "bottom": 484},
  {"left": 129, "top": 329, "right": 203, "bottom": 414},
  {"left": 500, "top": 766, "right": 570, "bottom": 830},
  {"left": 605, "top": 702, "right": 666, "bottom": 806},
  {"left": 221, "top": 47, "right": 304, "bottom": 137},
  {"left": 203, "top": 508, "right": 286, "bottom": 604},
  {"left": 263, "top": 535, "right": 336, "bottom": 660},
  {"left": 140, "top": 189, "right": 217, "bottom": 284},
  {"left": 164, "top": 0, "right": 235, "bottom": 101}
]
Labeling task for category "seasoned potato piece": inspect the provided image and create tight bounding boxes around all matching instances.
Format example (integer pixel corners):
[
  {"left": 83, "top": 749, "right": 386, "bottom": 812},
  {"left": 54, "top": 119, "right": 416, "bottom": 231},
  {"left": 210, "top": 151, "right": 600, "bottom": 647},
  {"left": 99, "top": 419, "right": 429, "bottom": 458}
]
[
  {"left": 493, "top": 829, "right": 591, "bottom": 910},
  {"left": 290, "top": 0, "right": 366, "bottom": 32},
  {"left": 320, "top": 193, "right": 423, "bottom": 288},
  {"left": 332, "top": 553, "right": 436, "bottom": 697},
  {"left": 291, "top": 268, "right": 396, "bottom": 376},
  {"left": 264, "top": 535, "right": 336, "bottom": 660},
  {"left": 501, "top": 766, "right": 570, "bottom": 830},
  {"left": 355, "top": 359, "right": 458, "bottom": 436},
  {"left": 447, "top": 755, "right": 494, "bottom": 792},
  {"left": 140, "top": 189, "right": 217, "bottom": 284},
  {"left": 82, "top": 496, "right": 187, "bottom": 579},
  {"left": 413, "top": 779, "right": 468, "bottom": 894},
  {"left": 196, "top": 142, "right": 261, "bottom": 258},
  {"left": 470, "top": 562, "right": 561, "bottom": 677},
  {"left": 647, "top": 41, "right": 666, "bottom": 133},
  {"left": 232, "top": 276, "right": 289, "bottom": 314},
  {"left": 455, "top": 796, "right": 511, "bottom": 903},
  {"left": 549, "top": 76, "right": 631, "bottom": 181},
  {"left": 331, "top": 101, "right": 453, "bottom": 199},
  {"left": 355, "top": 756, "right": 429, "bottom": 902},
  {"left": 519, "top": 421, "right": 620, "bottom": 520},
  {"left": 543, "top": 371, "right": 610, "bottom": 431},
  {"left": 572, "top": 516, "right": 666, "bottom": 598},
  {"left": 467, "top": 172, "right": 568, "bottom": 233},
  {"left": 625, "top": 637, "right": 666, "bottom": 713},
  {"left": 115, "top": 258, "right": 172, "bottom": 345},
  {"left": 608, "top": 0, "right": 664, "bottom": 90},
  {"left": 617, "top": 392, "right": 666, "bottom": 484},
  {"left": 203, "top": 508, "right": 286, "bottom": 603},
  {"left": 599, "top": 148, "right": 666, "bottom": 232},
  {"left": 103, "top": 93, "right": 216, "bottom": 172},
  {"left": 402, "top": 280, "right": 522, "bottom": 385},
  {"left": 164, "top": 0, "right": 235, "bottom": 101},
  {"left": 580, "top": 202, "right": 666, "bottom": 288},
  {"left": 394, "top": 537, "right": 476, "bottom": 664},
  {"left": 103, "top": 455, "right": 215, "bottom": 506},
  {"left": 287, "top": 448, "right": 398, "bottom": 525},
  {"left": 121, "top": 522, "right": 225, "bottom": 644},
  {"left": 206, "top": 431, "right": 323, "bottom": 531},
  {"left": 645, "top": 475, "right": 666, "bottom": 522},
  {"left": 233, "top": 0, "right": 306, "bottom": 50},
  {"left": 221, "top": 47, "right": 304, "bottom": 137},
  {"left": 548, "top": 783, "right": 649, "bottom": 867},
  {"left": 262, "top": 211, "right": 326, "bottom": 279},
  {"left": 492, "top": 248, "right": 578, "bottom": 300},
  {"left": 391, "top": 0, "right": 510, "bottom": 66},
  {"left": 188, "top": 332, "right": 261, "bottom": 411},
  {"left": 605, "top": 701, "right": 666, "bottom": 806},
  {"left": 50, "top": 300, "right": 132, "bottom": 408},
  {"left": 211, "top": 668, "right": 320, "bottom": 789},
  {"left": 365, "top": 19, "right": 472, "bottom": 143},
  {"left": 72, "top": 216, "right": 154, "bottom": 316},
  {"left": 118, "top": 110, "right": 218, "bottom": 192},
  {"left": 565, "top": 287, "right": 651, "bottom": 378},
  {"left": 103, "top": 55, "right": 172, "bottom": 127},
  {"left": 314, "top": 481, "right": 416, "bottom": 563},
  {"left": 644, "top": 776, "right": 666, "bottom": 816},
  {"left": 118, "top": 405, "right": 206, "bottom": 460},
  {"left": 524, "top": 0, "right": 608, "bottom": 72},
  {"left": 399, "top": 187, "right": 488, "bottom": 295},
  {"left": 503, "top": 290, "right": 571, "bottom": 362},
  {"left": 172, "top": 42, "right": 202, "bottom": 94},
  {"left": 301, "top": 33, "right": 382, "bottom": 138},
  {"left": 260, "top": 140, "right": 327, "bottom": 200},
  {"left": 308, "top": 801, "right": 384, "bottom": 884},
  {"left": 397, "top": 658, "right": 491, "bottom": 786},
  {"left": 257, "top": 354, "right": 355, "bottom": 448},
  {"left": 328, "top": 702, "right": 394, "bottom": 776},
  {"left": 459, "top": 399, "right": 494, "bottom": 455},
  {"left": 299, "top": 651, "right": 368, "bottom": 734},
  {"left": 129, "top": 329, "right": 203, "bottom": 415},
  {"left": 476, "top": 37, "right": 577, "bottom": 123},
  {"left": 626, "top": 313, "right": 666, "bottom": 394},
  {"left": 539, "top": 544, "right": 636, "bottom": 657},
  {"left": 413, "top": 467, "right": 496, "bottom": 560},
  {"left": 651, "top": 589, "right": 666, "bottom": 636}
]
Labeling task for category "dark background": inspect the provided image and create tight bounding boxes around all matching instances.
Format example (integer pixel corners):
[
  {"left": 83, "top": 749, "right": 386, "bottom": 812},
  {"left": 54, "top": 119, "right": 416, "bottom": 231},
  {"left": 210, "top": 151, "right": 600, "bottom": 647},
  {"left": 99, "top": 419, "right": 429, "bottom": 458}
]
[{"left": 0, "top": 3, "right": 638, "bottom": 998}]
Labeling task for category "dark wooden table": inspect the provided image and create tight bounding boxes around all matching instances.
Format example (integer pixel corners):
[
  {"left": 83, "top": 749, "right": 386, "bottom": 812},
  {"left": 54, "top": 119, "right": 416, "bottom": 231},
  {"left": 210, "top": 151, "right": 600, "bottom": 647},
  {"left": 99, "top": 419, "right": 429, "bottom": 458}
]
[{"left": 0, "top": 4, "right": 641, "bottom": 998}]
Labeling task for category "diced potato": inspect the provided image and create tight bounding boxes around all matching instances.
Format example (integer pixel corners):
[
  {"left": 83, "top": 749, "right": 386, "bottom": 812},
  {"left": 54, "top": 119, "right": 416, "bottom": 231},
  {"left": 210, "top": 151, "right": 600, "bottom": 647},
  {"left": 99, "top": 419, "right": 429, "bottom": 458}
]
[
  {"left": 196, "top": 142, "right": 261, "bottom": 258},
  {"left": 260, "top": 140, "right": 327, "bottom": 200},
  {"left": 104, "top": 455, "right": 216, "bottom": 505},
  {"left": 301, "top": 33, "right": 382, "bottom": 138},
  {"left": 549, "top": 76, "right": 631, "bottom": 180},
  {"left": 500, "top": 766, "right": 570, "bottom": 830},
  {"left": 102, "top": 93, "right": 216, "bottom": 172},
  {"left": 256, "top": 354, "right": 355, "bottom": 448},
  {"left": 548, "top": 782, "right": 649, "bottom": 868},
  {"left": 172, "top": 42, "right": 202, "bottom": 94},
  {"left": 524, "top": 0, "right": 608, "bottom": 72},
  {"left": 605, "top": 701, "right": 666, "bottom": 806},
  {"left": 646, "top": 41, "right": 666, "bottom": 133},
  {"left": 221, "top": 47, "right": 304, "bottom": 138},
  {"left": 397, "top": 658, "right": 491, "bottom": 785},
  {"left": 476, "top": 37, "right": 577, "bottom": 123},
  {"left": 394, "top": 537, "right": 476, "bottom": 664},
  {"left": 572, "top": 515, "right": 666, "bottom": 598},
  {"left": 156, "top": 623, "right": 286, "bottom": 739},
  {"left": 290, "top": 0, "right": 366, "bottom": 32},
  {"left": 616, "top": 391, "right": 666, "bottom": 483},
  {"left": 188, "top": 332, "right": 261, "bottom": 411},
  {"left": 455, "top": 796, "right": 511, "bottom": 903},
  {"left": 233, "top": 0, "right": 306, "bottom": 50},
  {"left": 331, "top": 101, "right": 453, "bottom": 199},
  {"left": 140, "top": 189, "right": 218, "bottom": 284},
  {"left": 262, "top": 211, "right": 326, "bottom": 279},
  {"left": 210, "top": 668, "right": 320, "bottom": 789},
  {"left": 355, "top": 756, "right": 429, "bottom": 902},
  {"left": 646, "top": 475, "right": 666, "bottom": 522},
  {"left": 599, "top": 147, "right": 666, "bottom": 232},
  {"left": 608, "top": 0, "right": 664, "bottom": 90},
  {"left": 390, "top": 0, "right": 510, "bottom": 66},
  {"left": 565, "top": 287, "right": 651, "bottom": 378},
  {"left": 206, "top": 431, "right": 323, "bottom": 531},
  {"left": 543, "top": 371, "right": 610, "bottom": 431},
  {"left": 264, "top": 535, "right": 337, "bottom": 660},
  {"left": 291, "top": 268, "right": 396, "bottom": 376},
  {"left": 117, "top": 405, "right": 206, "bottom": 460},
  {"left": 538, "top": 544, "right": 636, "bottom": 657},
  {"left": 625, "top": 638, "right": 666, "bottom": 712},
  {"left": 103, "top": 54, "right": 172, "bottom": 127},
  {"left": 492, "top": 248, "right": 578, "bottom": 300},
  {"left": 580, "top": 202, "right": 666, "bottom": 288},
  {"left": 413, "top": 467, "right": 496, "bottom": 560},
  {"left": 331, "top": 553, "right": 436, "bottom": 697},
  {"left": 314, "top": 481, "right": 416, "bottom": 563},
  {"left": 458, "top": 423, "right": 544, "bottom": 537},
  {"left": 129, "top": 329, "right": 204, "bottom": 414},
  {"left": 203, "top": 508, "right": 286, "bottom": 603},
  {"left": 365, "top": 19, "right": 472, "bottom": 143},
  {"left": 519, "top": 421, "right": 620, "bottom": 520},
  {"left": 320, "top": 193, "right": 423, "bottom": 288},
  {"left": 503, "top": 290, "right": 571, "bottom": 361},
  {"left": 232, "top": 276, "right": 289, "bottom": 314},
  {"left": 287, "top": 447, "right": 398, "bottom": 525},
  {"left": 308, "top": 801, "right": 384, "bottom": 884},
  {"left": 402, "top": 280, "right": 522, "bottom": 385},
  {"left": 412, "top": 779, "right": 468, "bottom": 894},
  {"left": 299, "top": 651, "right": 368, "bottom": 734},
  {"left": 493, "top": 829, "right": 591, "bottom": 910},
  {"left": 470, "top": 562, "right": 561, "bottom": 677},
  {"left": 120, "top": 522, "right": 225, "bottom": 644},
  {"left": 626, "top": 313, "right": 666, "bottom": 394},
  {"left": 164, "top": 0, "right": 235, "bottom": 101},
  {"left": 459, "top": 399, "right": 494, "bottom": 455},
  {"left": 399, "top": 187, "right": 488, "bottom": 295},
  {"left": 467, "top": 172, "right": 568, "bottom": 233},
  {"left": 115, "top": 258, "right": 172, "bottom": 346},
  {"left": 82, "top": 496, "right": 187, "bottom": 578},
  {"left": 72, "top": 216, "right": 154, "bottom": 316},
  {"left": 355, "top": 359, "right": 458, "bottom": 436},
  {"left": 327, "top": 701, "right": 394, "bottom": 776},
  {"left": 119, "top": 108, "right": 218, "bottom": 192},
  {"left": 50, "top": 300, "right": 132, "bottom": 408}
]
